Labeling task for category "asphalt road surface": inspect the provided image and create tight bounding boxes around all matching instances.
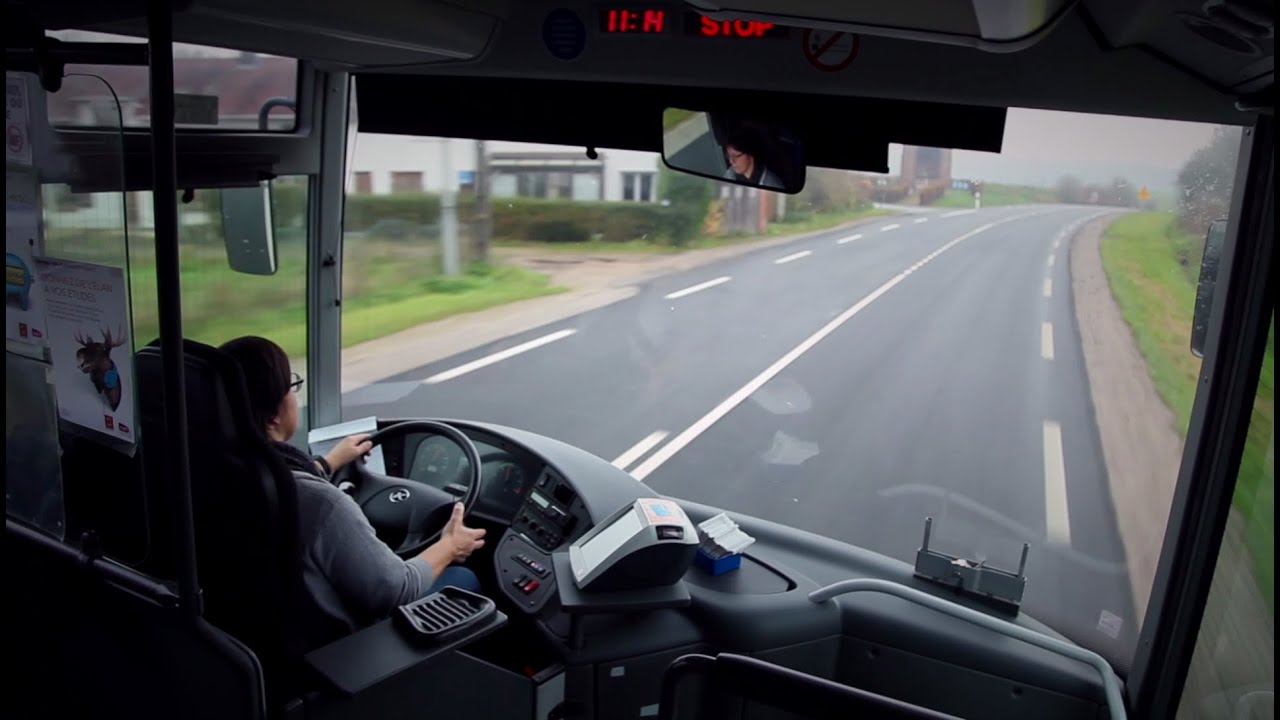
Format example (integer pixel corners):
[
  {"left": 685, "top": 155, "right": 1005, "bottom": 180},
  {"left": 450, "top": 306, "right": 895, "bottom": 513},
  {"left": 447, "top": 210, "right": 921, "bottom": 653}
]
[{"left": 344, "top": 205, "right": 1139, "bottom": 663}]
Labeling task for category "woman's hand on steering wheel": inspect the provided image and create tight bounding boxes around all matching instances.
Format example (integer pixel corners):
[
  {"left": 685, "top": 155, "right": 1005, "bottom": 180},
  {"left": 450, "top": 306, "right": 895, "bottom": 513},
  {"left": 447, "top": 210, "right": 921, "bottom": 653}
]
[
  {"left": 325, "top": 433, "right": 373, "bottom": 473},
  {"left": 421, "top": 502, "right": 486, "bottom": 579},
  {"left": 441, "top": 502, "right": 486, "bottom": 562},
  {"left": 344, "top": 420, "right": 486, "bottom": 558}
]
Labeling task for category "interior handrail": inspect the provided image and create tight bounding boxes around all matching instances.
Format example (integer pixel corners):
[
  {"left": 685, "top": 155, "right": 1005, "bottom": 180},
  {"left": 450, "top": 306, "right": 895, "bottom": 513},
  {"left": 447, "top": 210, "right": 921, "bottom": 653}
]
[
  {"left": 809, "top": 577, "right": 1126, "bottom": 720},
  {"left": 657, "top": 652, "right": 961, "bottom": 720}
]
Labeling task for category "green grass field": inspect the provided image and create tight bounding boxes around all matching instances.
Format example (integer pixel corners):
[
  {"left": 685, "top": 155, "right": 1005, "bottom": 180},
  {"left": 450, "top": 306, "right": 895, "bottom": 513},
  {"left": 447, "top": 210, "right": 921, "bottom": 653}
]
[
  {"left": 42, "top": 232, "right": 562, "bottom": 360},
  {"left": 1101, "top": 212, "right": 1273, "bottom": 609},
  {"left": 934, "top": 184, "right": 1057, "bottom": 208},
  {"left": 762, "top": 207, "right": 890, "bottom": 237}
]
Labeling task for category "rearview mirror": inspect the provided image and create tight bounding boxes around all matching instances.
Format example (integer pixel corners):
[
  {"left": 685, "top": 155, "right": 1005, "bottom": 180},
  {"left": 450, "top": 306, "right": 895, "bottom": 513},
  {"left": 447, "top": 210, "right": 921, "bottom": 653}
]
[
  {"left": 661, "top": 108, "right": 805, "bottom": 194},
  {"left": 220, "top": 182, "right": 278, "bottom": 276},
  {"left": 1190, "top": 220, "right": 1227, "bottom": 358}
]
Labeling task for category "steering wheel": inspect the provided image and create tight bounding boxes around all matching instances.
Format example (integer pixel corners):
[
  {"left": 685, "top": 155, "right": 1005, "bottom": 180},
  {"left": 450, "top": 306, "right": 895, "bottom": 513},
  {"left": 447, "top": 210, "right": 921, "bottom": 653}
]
[{"left": 340, "top": 420, "right": 484, "bottom": 557}]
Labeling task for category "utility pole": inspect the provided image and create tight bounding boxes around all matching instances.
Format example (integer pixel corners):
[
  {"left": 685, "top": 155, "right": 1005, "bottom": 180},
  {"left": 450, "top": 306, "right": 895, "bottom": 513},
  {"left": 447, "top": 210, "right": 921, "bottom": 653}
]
[
  {"left": 440, "top": 137, "right": 460, "bottom": 275},
  {"left": 474, "top": 139, "right": 491, "bottom": 263}
]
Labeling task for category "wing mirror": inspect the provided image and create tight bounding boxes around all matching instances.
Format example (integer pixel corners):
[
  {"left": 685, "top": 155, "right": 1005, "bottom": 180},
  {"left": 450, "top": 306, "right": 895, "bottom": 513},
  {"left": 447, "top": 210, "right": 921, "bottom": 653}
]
[
  {"left": 220, "top": 182, "right": 278, "bottom": 276},
  {"left": 661, "top": 107, "right": 806, "bottom": 194},
  {"left": 1190, "top": 220, "right": 1228, "bottom": 358}
]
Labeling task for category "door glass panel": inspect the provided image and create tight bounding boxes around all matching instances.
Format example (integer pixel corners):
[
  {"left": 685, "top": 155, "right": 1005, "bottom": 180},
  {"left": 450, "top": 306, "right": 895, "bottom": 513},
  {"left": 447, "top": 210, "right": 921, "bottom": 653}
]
[{"left": 1177, "top": 318, "right": 1274, "bottom": 719}]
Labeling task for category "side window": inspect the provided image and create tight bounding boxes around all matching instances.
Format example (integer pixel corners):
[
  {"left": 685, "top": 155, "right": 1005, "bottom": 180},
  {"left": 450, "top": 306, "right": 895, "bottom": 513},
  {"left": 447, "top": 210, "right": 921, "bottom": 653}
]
[
  {"left": 45, "top": 31, "right": 299, "bottom": 131},
  {"left": 1177, "top": 318, "right": 1274, "bottom": 719},
  {"left": 42, "top": 177, "right": 310, "bottom": 403}
]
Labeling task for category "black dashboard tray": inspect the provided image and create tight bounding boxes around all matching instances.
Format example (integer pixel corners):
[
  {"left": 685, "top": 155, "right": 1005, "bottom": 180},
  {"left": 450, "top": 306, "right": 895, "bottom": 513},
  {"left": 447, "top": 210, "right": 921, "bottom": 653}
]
[
  {"left": 306, "top": 595, "right": 507, "bottom": 696},
  {"left": 396, "top": 586, "right": 496, "bottom": 641}
]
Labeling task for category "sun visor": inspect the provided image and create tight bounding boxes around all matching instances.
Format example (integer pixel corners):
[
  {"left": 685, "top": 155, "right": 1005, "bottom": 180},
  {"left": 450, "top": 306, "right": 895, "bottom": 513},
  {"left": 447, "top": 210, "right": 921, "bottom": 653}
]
[
  {"left": 354, "top": 75, "right": 1006, "bottom": 174},
  {"left": 35, "top": 0, "right": 503, "bottom": 66}
]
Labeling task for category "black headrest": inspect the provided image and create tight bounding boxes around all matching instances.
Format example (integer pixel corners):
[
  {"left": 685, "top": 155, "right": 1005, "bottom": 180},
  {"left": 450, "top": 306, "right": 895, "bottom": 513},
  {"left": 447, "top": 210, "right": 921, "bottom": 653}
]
[{"left": 136, "top": 340, "right": 244, "bottom": 450}]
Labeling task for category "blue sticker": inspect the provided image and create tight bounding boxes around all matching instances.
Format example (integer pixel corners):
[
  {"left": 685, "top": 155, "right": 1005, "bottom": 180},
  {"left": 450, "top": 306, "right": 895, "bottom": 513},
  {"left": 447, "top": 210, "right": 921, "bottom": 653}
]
[
  {"left": 543, "top": 9, "right": 586, "bottom": 61},
  {"left": 648, "top": 503, "right": 671, "bottom": 517}
]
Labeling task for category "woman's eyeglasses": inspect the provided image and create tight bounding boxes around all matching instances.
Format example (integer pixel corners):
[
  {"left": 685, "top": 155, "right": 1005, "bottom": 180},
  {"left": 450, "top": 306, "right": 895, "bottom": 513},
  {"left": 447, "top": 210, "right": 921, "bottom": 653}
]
[{"left": 290, "top": 372, "right": 304, "bottom": 393}]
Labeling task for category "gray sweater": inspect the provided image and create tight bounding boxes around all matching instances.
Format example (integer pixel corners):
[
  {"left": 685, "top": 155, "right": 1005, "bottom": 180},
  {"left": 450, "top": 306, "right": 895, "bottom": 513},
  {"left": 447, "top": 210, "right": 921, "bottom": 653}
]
[{"left": 292, "top": 471, "right": 437, "bottom": 634}]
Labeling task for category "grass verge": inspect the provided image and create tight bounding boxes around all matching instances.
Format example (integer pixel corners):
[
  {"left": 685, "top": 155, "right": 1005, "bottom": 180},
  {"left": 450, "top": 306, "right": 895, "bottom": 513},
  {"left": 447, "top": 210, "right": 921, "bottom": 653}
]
[
  {"left": 115, "top": 238, "right": 561, "bottom": 360},
  {"left": 495, "top": 206, "right": 889, "bottom": 254},
  {"left": 934, "top": 184, "right": 1057, "bottom": 208},
  {"left": 1100, "top": 211, "right": 1273, "bottom": 610}
]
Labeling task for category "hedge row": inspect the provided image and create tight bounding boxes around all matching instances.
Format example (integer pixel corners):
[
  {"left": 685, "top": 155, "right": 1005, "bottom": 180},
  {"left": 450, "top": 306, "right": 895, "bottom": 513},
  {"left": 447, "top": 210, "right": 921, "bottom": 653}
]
[{"left": 343, "top": 193, "right": 675, "bottom": 244}]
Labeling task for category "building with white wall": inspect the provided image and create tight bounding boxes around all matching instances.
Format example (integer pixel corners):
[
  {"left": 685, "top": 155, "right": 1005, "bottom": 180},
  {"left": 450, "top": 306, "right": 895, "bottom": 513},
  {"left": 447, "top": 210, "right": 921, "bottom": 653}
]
[{"left": 348, "top": 135, "right": 662, "bottom": 203}]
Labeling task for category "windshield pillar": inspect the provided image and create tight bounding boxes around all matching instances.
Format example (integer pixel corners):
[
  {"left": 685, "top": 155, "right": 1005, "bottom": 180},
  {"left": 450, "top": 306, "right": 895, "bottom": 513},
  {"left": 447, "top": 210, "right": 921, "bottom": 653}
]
[{"left": 306, "top": 71, "right": 352, "bottom": 429}]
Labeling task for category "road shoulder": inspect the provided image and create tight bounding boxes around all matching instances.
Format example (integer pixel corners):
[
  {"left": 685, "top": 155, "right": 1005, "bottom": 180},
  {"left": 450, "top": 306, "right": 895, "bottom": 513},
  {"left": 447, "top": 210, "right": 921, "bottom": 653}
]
[{"left": 1069, "top": 215, "right": 1183, "bottom": 620}]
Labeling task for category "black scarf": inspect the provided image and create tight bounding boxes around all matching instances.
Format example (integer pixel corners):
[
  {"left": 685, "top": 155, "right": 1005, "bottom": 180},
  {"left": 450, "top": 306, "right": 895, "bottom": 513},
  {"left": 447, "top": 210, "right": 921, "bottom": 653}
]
[{"left": 274, "top": 440, "right": 328, "bottom": 479}]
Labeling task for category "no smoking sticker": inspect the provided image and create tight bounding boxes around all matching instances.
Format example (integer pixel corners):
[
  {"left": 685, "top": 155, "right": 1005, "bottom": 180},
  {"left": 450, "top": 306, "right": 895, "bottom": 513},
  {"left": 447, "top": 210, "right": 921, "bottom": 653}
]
[
  {"left": 801, "top": 29, "right": 860, "bottom": 72},
  {"left": 6, "top": 73, "right": 32, "bottom": 166},
  {"left": 8, "top": 123, "right": 25, "bottom": 154}
]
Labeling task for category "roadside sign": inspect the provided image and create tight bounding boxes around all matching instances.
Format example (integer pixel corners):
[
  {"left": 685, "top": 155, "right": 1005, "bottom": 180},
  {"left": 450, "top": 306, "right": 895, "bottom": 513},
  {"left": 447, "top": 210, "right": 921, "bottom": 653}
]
[
  {"left": 800, "top": 29, "right": 860, "bottom": 72},
  {"left": 1138, "top": 186, "right": 1151, "bottom": 202}
]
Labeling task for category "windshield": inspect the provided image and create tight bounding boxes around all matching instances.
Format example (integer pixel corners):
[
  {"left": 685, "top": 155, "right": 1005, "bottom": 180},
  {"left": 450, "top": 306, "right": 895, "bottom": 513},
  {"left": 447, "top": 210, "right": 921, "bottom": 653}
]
[{"left": 332, "top": 110, "right": 1262, "bottom": 670}]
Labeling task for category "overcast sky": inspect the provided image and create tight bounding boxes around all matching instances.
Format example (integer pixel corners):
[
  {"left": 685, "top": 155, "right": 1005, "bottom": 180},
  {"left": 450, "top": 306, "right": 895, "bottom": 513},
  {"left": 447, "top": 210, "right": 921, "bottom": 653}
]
[{"left": 893, "top": 108, "right": 1229, "bottom": 192}]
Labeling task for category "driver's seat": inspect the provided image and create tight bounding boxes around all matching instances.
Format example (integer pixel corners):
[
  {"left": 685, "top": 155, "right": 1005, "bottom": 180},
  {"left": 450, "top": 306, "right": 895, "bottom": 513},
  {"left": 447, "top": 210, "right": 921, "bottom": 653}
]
[{"left": 135, "top": 339, "right": 331, "bottom": 710}]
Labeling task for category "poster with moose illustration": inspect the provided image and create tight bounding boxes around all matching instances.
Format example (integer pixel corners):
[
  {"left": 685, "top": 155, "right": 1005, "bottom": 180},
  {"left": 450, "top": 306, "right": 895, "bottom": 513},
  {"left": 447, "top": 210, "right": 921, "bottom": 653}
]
[{"left": 35, "top": 257, "right": 135, "bottom": 448}]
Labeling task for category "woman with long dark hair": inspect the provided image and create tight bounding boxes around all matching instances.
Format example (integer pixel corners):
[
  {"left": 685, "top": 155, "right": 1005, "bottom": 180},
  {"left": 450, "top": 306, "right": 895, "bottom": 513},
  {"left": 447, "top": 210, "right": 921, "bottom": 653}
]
[{"left": 220, "top": 336, "right": 484, "bottom": 641}]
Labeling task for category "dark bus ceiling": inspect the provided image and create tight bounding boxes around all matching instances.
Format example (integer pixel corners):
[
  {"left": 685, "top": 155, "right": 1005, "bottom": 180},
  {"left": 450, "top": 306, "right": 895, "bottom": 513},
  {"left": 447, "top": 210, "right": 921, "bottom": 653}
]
[{"left": 15, "top": 0, "right": 1274, "bottom": 128}]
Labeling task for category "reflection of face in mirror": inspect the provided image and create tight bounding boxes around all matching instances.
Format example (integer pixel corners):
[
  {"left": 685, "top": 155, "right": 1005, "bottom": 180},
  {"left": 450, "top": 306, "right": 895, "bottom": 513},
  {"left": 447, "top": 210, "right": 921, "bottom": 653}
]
[
  {"left": 661, "top": 107, "right": 805, "bottom": 194},
  {"left": 722, "top": 132, "right": 784, "bottom": 190}
]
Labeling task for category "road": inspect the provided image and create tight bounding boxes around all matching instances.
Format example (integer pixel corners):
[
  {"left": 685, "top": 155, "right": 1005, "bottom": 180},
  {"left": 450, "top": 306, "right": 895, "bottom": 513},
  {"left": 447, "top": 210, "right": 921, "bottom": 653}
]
[{"left": 343, "top": 205, "right": 1140, "bottom": 663}]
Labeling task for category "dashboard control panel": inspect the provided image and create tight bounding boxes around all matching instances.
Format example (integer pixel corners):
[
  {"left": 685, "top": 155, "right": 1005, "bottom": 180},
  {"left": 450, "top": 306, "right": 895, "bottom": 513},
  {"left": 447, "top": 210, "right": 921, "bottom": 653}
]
[
  {"left": 512, "top": 468, "right": 583, "bottom": 552},
  {"left": 496, "top": 532, "right": 557, "bottom": 613}
]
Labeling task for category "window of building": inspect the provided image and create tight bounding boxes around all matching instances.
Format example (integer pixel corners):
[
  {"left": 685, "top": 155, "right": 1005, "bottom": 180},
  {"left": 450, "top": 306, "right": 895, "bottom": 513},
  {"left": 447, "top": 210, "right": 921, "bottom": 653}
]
[
  {"left": 353, "top": 172, "right": 373, "bottom": 194},
  {"left": 390, "top": 172, "right": 423, "bottom": 194},
  {"left": 622, "top": 172, "right": 656, "bottom": 202}
]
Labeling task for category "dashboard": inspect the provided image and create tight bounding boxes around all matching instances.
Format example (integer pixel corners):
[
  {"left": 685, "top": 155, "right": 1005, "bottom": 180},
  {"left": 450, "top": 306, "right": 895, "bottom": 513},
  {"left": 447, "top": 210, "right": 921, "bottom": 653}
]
[
  {"left": 379, "top": 425, "right": 596, "bottom": 615},
  {"left": 320, "top": 420, "right": 1118, "bottom": 719},
  {"left": 384, "top": 429, "right": 544, "bottom": 523}
]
